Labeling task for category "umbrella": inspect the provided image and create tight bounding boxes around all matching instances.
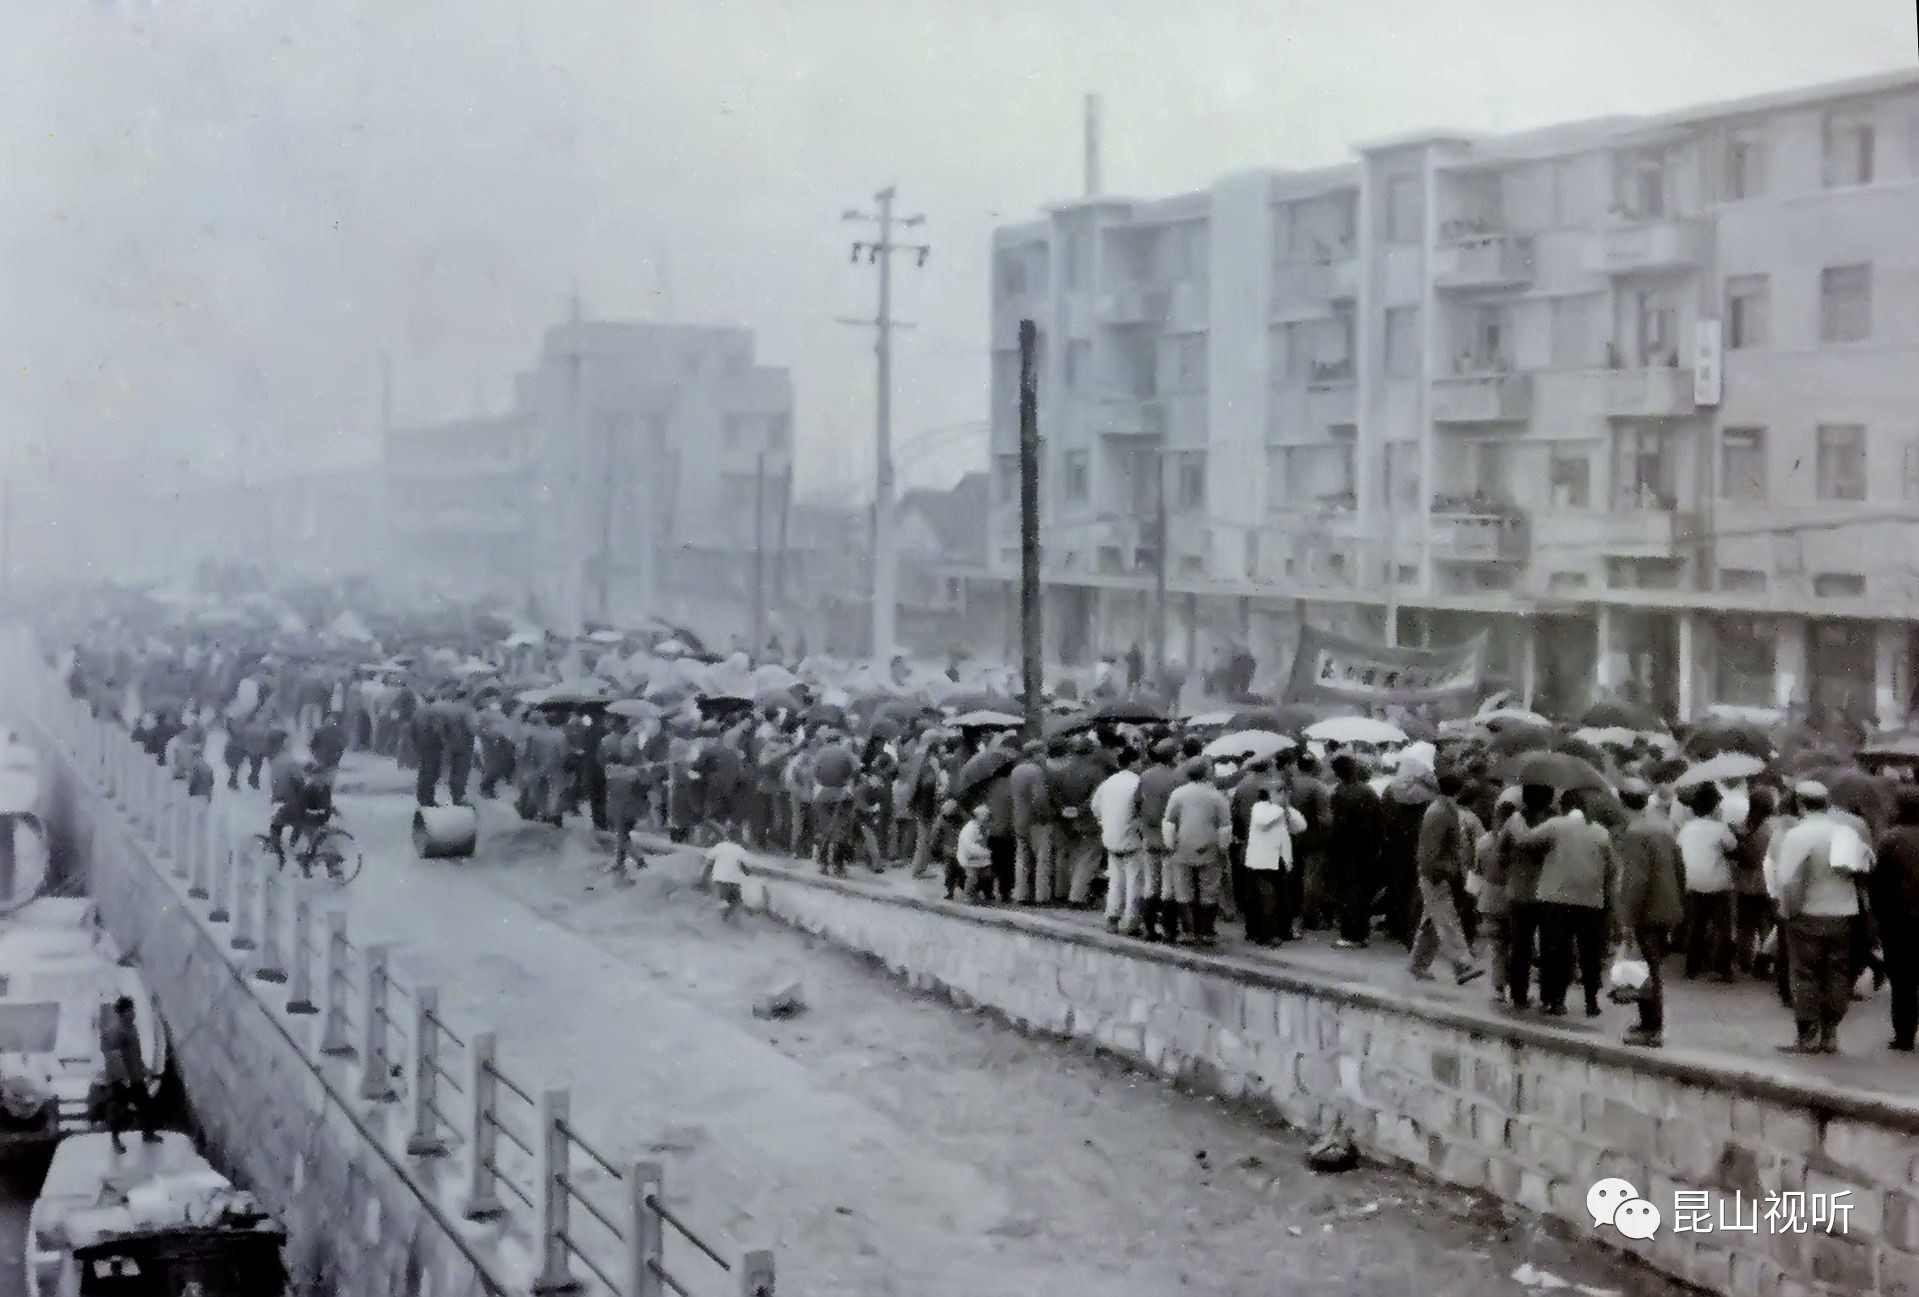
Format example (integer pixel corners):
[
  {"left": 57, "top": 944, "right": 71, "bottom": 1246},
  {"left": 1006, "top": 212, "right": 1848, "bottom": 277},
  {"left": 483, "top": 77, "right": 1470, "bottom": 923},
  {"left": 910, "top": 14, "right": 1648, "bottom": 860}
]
[
  {"left": 1706, "top": 703, "right": 1784, "bottom": 727},
  {"left": 1858, "top": 734, "right": 1919, "bottom": 766},
  {"left": 1580, "top": 700, "right": 1662, "bottom": 730},
  {"left": 944, "top": 691, "right": 1019, "bottom": 714},
  {"left": 1672, "top": 752, "right": 1767, "bottom": 790},
  {"left": 1305, "top": 716, "right": 1407, "bottom": 746},
  {"left": 1088, "top": 699, "right": 1168, "bottom": 725},
  {"left": 1479, "top": 707, "right": 1552, "bottom": 730},
  {"left": 606, "top": 698, "right": 660, "bottom": 720},
  {"left": 756, "top": 687, "right": 805, "bottom": 714},
  {"left": 697, "top": 693, "right": 757, "bottom": 718},
  {"left": 950, "top": 746, "right": 1019, "bottom": 804},
  {"left": 1184, "top": 710, "right": 1235, "bottom": 728},
  {"left": 1682, "top": 719, "right": 1771, "bottom": 759},
  {"left": 504, "top": 630, "right": 545, "bottom": 648},
  {"left": 1828, "top": 769, "right": 1893, "bottom": 833},
  {"left": 804, "top": 702, "right": 848, "bottom": 727},
  {"left": 1511, "top": 750, "right": 1611, "bottom": 794},
  {"left": 586, "top": 629, "right": 627, "bottom": 645},
  {"left": 951, "top": 710, "right": 1023, "bottom": 730},
  {"left": 751, "top": 663, "right": 800, "bottom": 693},
  {"left": 1204, "top": 730, "right": 1295, "bottom": 761},
  {"left": 517, "top": 683, "right": 607, "bottom": 707},
  {"left": 1572, "top": 726, "right": 1642, "bottom": 749}
]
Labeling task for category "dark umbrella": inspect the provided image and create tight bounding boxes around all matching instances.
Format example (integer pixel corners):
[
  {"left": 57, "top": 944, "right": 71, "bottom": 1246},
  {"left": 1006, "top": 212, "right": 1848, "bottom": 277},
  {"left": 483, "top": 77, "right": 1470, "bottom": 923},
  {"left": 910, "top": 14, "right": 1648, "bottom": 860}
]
[
  {"left": 950, "top": 746, "right": 1019, "bottom": 804},
  {"left": 804, "top": 702, "right": 848, "bottom": 727},
  {"left": 945, "top": 691, "right": 1019, "bottom": 714},
  {"left": 1682, "top": 719, "right": 1771, "bottom": 759},
  {"left": 757, "top": 687, "right": 804, "bottom": 714},
  {"left": 1510, "top": 750, "right": 1611, "bottom": 794},
  {"left": 812, "top": 744, "right": 860, "bottom": 789},
  {"left": 1828, "top": 768, "right": 1893, "bottom": 836},
  {"left": 696, "top": 693, "right": 757, "bottom": 719},
  {"left": 1858, "top": 735, "right": 1919, "bottom": 767},
  {"left": 1580, "top": 700, "right": 1662, "bottom": 730},
  {"left": 1489, "top": 726, "right": 1554, "bottom": 758},
  {"left": 1088, "top": 698, "right": 1167, "bottom": 725}
]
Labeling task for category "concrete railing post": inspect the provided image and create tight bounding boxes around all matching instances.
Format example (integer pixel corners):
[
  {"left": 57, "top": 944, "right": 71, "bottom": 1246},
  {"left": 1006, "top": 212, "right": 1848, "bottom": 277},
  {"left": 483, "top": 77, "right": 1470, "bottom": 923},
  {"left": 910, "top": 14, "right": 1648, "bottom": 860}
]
[
  {"left": 319, "top": 910, "right": 352, "bottom": 1055},
  {"left": 531, "top": 1088, "right": 576, "bottom": 1294},
  {"left": 359, "top": 943, "right": 396, "bottom": 1101},
  {"left": 405, "top": 985, "right": 448, "bottom": 1157},
  {"left": 734, "top": 1248, "right": 777, "bottom": 1297},
  {"left": 286, "top": 896, "right": 318, "bottom": 1014},
  {"left": 207, "top": 841, "right": 233, "bottom": 924},
  {"left": 167, "top": 800, "right": 189, "bottom": 879},
  {"left": 462, "top": 1031, "right": 504, "bottom": 1220},
  {"left": 229, "top": 851, "right": 257, "bottom": 953},
  {"left": 627, "top": 1161, "right": 665, "bottom": 1297},
  {"left": 253, "top": 858, "right": 287, "bottom": 983},
  {"left": 187, "top": 804, "right": 211, "bottom": 900}
]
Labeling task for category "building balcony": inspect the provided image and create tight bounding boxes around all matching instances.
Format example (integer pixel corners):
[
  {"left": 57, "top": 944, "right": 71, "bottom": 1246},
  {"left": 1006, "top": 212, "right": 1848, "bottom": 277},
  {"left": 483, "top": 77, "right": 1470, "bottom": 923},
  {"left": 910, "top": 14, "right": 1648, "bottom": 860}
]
[
  {"left": 1087, "top": 395, "right": 1166, "bottom": 438},
  {"left": 1428, "top": 510, "right": 1529, "bottom": 563},
  {"left": 1097, "top": 282, "right": 1172, "bottom": 326},
  {"left": 1598, "top": 366, "right": 1697, "bottom": 419},
  {"left": 1431, "top": 372, "right": 1533, "bottom": 423},
  {"left": 1534, "top": 507, "right": 1698, "bottom": 560},
  {"left": 1304, "top": 380, "right": 1356, "bottom": 427},
  {"left": 1166, "top": 281, "right": 1210, "bottom": 334},
  {"left": 1586, "top": 216, "right": 1710, "bottom": 276},
  {"left": 1431, "top": 235, "right": 1535, "bottom": 292},
  {"left": 1270, "top": 258, "right": 1359, "bottom": 322}
]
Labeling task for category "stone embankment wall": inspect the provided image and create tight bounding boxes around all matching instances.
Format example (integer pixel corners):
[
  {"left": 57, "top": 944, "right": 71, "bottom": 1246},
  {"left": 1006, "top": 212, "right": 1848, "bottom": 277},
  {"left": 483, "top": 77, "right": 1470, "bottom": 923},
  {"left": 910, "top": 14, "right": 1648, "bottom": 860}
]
[
  {"left": 744, "top": 864, "right": 1919, "bottom": 1297},
  {"left": 35, "top": 729, "right": 528, "bottom": 1295}
]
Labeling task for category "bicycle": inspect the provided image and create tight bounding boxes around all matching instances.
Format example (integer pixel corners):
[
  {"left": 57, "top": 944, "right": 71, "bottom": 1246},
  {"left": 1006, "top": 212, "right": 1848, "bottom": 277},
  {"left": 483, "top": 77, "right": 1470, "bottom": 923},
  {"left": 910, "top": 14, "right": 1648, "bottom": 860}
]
[{"left": 253, "top": 818, "right": 364, "bottom": 886}]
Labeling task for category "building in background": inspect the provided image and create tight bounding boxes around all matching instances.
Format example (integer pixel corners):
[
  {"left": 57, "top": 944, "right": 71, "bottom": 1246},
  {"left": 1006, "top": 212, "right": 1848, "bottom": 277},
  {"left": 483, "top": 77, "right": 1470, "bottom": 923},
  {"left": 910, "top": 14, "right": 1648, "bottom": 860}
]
[
  {"left": 979, "top": 66, "right": 1919, "bottom": 726},
  {"left": 383, "top": 412, "right": 535, "bottom": 606}
]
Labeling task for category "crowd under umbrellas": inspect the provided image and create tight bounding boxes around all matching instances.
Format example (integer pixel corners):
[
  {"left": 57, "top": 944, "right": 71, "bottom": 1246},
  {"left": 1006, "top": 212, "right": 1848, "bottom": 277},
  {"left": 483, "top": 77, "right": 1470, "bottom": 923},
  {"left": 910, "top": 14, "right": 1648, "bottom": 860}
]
[{"left": 37, "top": 574, "right": 1919, "bottom": 1063}]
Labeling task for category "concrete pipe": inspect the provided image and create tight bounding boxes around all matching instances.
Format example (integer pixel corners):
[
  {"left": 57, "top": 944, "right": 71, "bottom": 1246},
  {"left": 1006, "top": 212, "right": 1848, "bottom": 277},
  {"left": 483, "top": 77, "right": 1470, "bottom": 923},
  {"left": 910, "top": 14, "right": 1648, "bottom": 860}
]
[{"left": 412, "top": 805, "right": 479, "bottom": 860}]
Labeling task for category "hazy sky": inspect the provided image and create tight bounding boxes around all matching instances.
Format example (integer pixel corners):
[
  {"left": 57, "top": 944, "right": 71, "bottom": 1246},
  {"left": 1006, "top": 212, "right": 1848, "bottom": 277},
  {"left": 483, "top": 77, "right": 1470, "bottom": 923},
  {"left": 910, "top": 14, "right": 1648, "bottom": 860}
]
[{"left": 3, "top": 0, "right": 1913, "bottom": 497}]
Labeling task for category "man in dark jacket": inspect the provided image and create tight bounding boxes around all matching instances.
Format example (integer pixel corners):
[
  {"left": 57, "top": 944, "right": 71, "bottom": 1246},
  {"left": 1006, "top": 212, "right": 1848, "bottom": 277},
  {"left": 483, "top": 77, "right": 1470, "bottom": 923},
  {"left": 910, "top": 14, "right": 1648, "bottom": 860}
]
[
  {"left": 1008, "top": 743, "right": 1054, "bottom": 904},
  {"left": 1135, "top": 739, "right": 1184, "bottom": 941},
  {"left": 1871, "top": 786, "right": 1919, "bottom": 1051},
  {"left": 411, "top": 697, "right": 445, "bottom": 807},
  {"left": 1615, "top": 779, "right": 1684, "bottom": 1047},
  {"left": 1330, "top": 754, "right": 1383, "bottom": 949},
  {"left": 101, "top": 997, "right": 162, "bottom": 1153}
]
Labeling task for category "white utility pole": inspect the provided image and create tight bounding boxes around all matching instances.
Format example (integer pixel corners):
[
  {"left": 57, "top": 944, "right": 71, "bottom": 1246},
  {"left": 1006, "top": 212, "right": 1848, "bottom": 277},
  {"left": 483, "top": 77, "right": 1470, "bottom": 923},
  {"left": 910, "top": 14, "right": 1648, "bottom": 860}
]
[{"left": 840, "top": 187, "right": 929, "bottom": 666}]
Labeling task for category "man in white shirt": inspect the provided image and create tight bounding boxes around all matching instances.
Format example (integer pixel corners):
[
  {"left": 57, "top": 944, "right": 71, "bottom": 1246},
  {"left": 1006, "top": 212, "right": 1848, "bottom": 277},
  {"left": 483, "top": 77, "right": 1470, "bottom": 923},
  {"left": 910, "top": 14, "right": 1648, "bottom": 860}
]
[
  {"left": 1768, "top": 781, "right": 1863, "bottom": 1055},
  {"left": 1091, "top": 752, "right": 1145, "bottom": 935},
  {"left": 1675, "top": 783, "right": 1738, "bottom": 981}
]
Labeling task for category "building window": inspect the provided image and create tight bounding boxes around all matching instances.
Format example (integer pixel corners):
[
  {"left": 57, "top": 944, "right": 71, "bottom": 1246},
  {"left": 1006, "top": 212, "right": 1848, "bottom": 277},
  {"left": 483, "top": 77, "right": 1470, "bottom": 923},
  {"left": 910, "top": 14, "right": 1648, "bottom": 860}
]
[
  {"left": 1822, "top": 112, "right": 1875, "bottom": 187},
  {"left": 1717, "top": 568, "right": 1767, "bottom": 594},
  {"left": 1177, "top": 222, "right": 1209, "bottom": 282},
  {"left": 1726, "top": 275, "right": 1769, "bottom": 349},
  {"left": 996, "top": 251, "right": 1028, "bottom": 297},
  {"left": 1267, "top": 327, "right": 1295, "bottom": 382},
  {"left": 1548, "top": 448, "right": 1591, "bottom": 508},
  {"left": 1815, "top": 424, "right": 1867, "bottom": 501},
  {"left": 1384, "top": 307, "right": 1419, "bottom": 379},
  {"left": 1725, "top": 127, "right": 1767, "bottom": 200},
  {"left": 1173, "top": 334, "right": 1207, "bottom": 390},
  {"left": 1385, "top": 174, "right": 1423, "bottom": 243},
  {"left": 1548, "top": 571, "right": 1588, "bottom": 594},
  {"left": 1719, "top": 427, "right": 1767, "bottom": 502},
  {"left": 1062, "top": 231, "right": 1084, "bottom": 290},
  {"left": 1813, "top": 572, "right": 1867, "bottom": 598},
  {"left": 1819, "top": 265, "right": 1872, "bottom": 344},
  {"left": 1062, "top": 451, "right": 1089, "bottom": 503},
  {"left": 1065, "top": 341, "right": 1090, "bottom": 391},
  {"left": 1550, "top": 296, "right": 1593, "bottom": 368},
  {"left": 1175, "top": 452, "right": 1206, "bottom": 509}
]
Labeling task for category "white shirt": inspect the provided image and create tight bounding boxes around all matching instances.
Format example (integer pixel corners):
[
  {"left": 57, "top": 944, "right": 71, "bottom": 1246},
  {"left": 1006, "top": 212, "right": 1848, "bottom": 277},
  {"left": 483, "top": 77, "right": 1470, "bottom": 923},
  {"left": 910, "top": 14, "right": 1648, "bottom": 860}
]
[
  {"left": 1090, "top": 769, "right": 1143, "bottom": 852},
  {"left": 707, "top": 842, "right": 751, "bottom": 886},
  {"left": 1770, "top": 812, "right": 1864, "bottom": 918},
  {"left": 1244, "top": 800, "right": 1308, "bottom": 871},
  {"left": 1676, "top": 815, "right": 1736, "bottom": 893}
]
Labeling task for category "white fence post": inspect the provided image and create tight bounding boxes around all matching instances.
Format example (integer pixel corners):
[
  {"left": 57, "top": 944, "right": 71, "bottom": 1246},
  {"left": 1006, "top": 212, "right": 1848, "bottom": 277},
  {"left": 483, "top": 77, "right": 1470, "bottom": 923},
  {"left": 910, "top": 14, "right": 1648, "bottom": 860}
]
[
  {"left": 359, "top": 942, "right": 396, "bottom": 1101},
  {"left": 229, "top": 851, "right": 257, "bottom": 953},
  {"left": 628, "top": 1161, "right": 665, "bottom": 1297},
  {"left": 319, "top": 910, "right": 352, "bottom": 1054},
  {"left": 531, "top": 1088, "right": 576, "bottom": 1294},
  {"left": 734, "top": 1249, "right": 777, "bottom": 1297},
  {"left": 187, "top": 804, "right": 212, "bottom": 900},
  {"left": 167, "top": 800, "right": 189, "bottom": 878},
  {"left": 286, "top": 895, "right": 318, "bottom": 1014},
  {"left": 405, "top": 985, "right": 448, "bottom": 1157},
  {"left": 462, "top": 1031, "right": 504, "bottom": 1220},
  {"left": 207, "top": 840, "right": 234, "bottom": 924},
  {"left": 253, "top": 860, "right": 287, "bottom": 983}
]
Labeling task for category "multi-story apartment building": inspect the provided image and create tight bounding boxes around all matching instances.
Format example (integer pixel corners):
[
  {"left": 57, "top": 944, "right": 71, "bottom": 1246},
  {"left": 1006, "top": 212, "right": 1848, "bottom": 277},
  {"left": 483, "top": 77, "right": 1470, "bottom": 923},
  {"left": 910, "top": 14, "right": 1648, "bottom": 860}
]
[
  {"left": 387, "top": 317, "right": 794, "bottom": 638},
  {"left": 983, "top": 67, "right": 1919, "bottom": 725}
]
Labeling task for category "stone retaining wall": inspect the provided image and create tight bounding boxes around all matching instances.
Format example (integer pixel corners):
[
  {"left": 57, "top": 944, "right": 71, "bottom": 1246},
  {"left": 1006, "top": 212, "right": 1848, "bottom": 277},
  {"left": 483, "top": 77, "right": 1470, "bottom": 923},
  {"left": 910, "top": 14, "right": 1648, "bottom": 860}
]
[
  {"left": 36, "top": 727, "right": 528, "bottom": 1295},
  {"left": 743, "top": 862, "right": 1919, "bottom": 1297}
]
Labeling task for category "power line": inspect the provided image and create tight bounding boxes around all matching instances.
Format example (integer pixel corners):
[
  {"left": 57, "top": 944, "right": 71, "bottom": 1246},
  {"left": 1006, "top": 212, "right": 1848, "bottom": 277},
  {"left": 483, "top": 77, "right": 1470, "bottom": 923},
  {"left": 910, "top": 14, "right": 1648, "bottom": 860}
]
[{"left": 839, "top": 186, "right": 930, "bottom": 664}]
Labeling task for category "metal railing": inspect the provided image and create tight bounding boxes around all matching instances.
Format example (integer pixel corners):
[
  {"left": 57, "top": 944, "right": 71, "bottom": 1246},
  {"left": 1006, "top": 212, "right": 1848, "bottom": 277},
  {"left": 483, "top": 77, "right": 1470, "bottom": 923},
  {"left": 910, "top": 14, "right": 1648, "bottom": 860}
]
[{"left": 31, "top": 674, "right": 777, "bottom": 1297}]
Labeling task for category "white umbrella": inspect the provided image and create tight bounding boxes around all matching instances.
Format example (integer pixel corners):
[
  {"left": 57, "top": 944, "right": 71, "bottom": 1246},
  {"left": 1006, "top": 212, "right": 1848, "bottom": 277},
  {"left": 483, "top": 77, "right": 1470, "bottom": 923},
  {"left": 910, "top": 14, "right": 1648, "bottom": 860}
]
[
  {"left": 1185, "top": 710, "right": 1236, "bottom": 728},
  {"left": 1673, "top": 752, "right": 1767, "bottom": 790},
  {"left": 1203, "top": 730, "right": 1294, "bottom": 760},
  {"left": 1479, "top": 707, "right": 1552, "bottom": 730},
  {"left": 1706, "top": 703, "right": 1783, "bottom": 726},
  {"left": 1305, "top": 716, "right": 1407, "bottom": 746},
  {"left": 1573, "top": 726, "right": 1641, "bottom": 749}
]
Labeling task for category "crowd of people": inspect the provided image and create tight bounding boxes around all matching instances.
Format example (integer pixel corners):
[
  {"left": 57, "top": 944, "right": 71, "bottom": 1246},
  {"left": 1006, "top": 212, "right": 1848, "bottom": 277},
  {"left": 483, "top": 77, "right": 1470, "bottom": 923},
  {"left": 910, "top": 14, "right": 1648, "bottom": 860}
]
[{"left": 43, "top": 587, "right": 1919, "bottom": 1064}]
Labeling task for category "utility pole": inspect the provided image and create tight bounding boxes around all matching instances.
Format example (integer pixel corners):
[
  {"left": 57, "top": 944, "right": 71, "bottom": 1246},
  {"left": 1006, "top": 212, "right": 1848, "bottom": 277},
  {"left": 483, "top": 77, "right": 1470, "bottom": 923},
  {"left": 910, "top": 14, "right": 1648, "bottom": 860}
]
[
  {"left": 840, "top": 187, "right": 929, "bottom": 666},
  {"left": 751, "top": 450, "right": 768, "bottom": 661},
  {"left": 1018, "top": 320, "right": 1044, "bottom": 736},
  {"left": 1152, "top": 444, "right": 1169, "bottom": 682}
]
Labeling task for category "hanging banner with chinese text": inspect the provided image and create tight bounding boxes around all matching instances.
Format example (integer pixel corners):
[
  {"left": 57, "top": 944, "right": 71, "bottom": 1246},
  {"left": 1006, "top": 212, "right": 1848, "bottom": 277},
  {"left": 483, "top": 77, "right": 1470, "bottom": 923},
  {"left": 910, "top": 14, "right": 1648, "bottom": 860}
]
[{"left": 1284, "top": 624, "right": 1488, "bottom": 710}]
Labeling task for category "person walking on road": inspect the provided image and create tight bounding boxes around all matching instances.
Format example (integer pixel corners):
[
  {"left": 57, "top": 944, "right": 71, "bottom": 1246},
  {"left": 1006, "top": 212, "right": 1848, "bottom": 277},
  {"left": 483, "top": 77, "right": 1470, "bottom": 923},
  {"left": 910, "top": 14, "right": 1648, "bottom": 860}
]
[
  {"left": 1768, "top": 780, "right": 1868, "bottom": 1055},
  {"left": 1870, "top": 787, "right": 1919, "bottom": 1052},
  {"left": 1614, "top": 779, "right": 1684, "bottom": 1048},
  {"left": 1162, "top": 759, "right": 1232, "bottom": 947},
  {"left": 100, "top": 996, "right": 161, "bottom": 1154},
  {"left": 1408, "top": 772, "right": 1484, "bottom": 986}
]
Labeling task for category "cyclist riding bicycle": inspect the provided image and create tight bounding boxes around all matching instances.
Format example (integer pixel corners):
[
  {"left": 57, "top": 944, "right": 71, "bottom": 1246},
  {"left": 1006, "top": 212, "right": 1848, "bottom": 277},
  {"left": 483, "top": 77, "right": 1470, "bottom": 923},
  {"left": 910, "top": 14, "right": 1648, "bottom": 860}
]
[{"left": 268, "top": 759, "right": 336, "bottom": 861}]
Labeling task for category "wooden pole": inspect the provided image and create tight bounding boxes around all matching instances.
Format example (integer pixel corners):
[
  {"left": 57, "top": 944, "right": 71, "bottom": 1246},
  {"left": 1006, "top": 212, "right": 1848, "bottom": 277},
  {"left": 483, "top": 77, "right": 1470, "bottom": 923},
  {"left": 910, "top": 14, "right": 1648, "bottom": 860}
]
[{"left": 1018, "top": 320, "right": 1044, "bottom": 738}]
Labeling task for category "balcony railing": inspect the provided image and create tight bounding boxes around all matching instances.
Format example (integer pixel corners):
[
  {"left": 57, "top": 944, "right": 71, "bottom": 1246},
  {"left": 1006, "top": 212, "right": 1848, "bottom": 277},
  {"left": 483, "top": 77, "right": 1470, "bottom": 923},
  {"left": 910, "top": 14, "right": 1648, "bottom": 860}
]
[
  {"left": 1097, "top": 283, "right": 1171, "bottom": 326},
  {"left": 1087, "top": 395, "right": 1166, "bottom": 438},
  {"left": 1597, "top": 366, "right": 1697, "bottom": 419},
  {"left": 1586, "top": 216, "right": 1710, "bottom": 275},
  {"left": 1270, "top": 258, "right": 1359, "bottom": 321},
  {"left": 1534, "top": 506, "right": 1696, "bottom": 560},
  {"left": 1428, "top": 511, "right": 1529, "bottom": 563},
  {"left": 1431, "top": 235, "right": 1535, "bottom": 292},
  {"left": 1431, "top": 372, "right": 1533, "bottom": 423}
]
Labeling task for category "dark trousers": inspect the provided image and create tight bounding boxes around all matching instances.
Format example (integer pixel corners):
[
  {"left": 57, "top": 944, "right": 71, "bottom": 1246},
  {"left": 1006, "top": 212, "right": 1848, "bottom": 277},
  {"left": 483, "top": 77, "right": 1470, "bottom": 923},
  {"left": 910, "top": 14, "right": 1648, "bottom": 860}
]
[
  {"left": 415, "top": 749, "right": 443, "bottom": 807},
  {"left": 447, "top": 746, "right": 473, "bottom": 805},
  {"left": 1631, "top": 925, "right": 1670, "bottom": 1035},
  {"left": 1786, "top": 913, "right": 1854, "bottom": 1030},
  {"left": 1884, "top": 922, "right": 1919, "bottom": 1047},
  {"left": 106, "top": 1080, "right": 157, "bottom": 1141},
  {"left": 1682, "top": 890, "right": 1734, "bottom": 978},
  {"left": 1337, "top": 853, "right": 1375, "bottom": 944},
  {"left": 1243, "top": 870, "right": 1285, "bottom": 943},
  {"left": 1506, "top": 903, "right": 1543, "bottom": 1007},
  {"left": 1538, "top": 902, "right": 1606, "bottom": 1011},
  {"left": 986, "top": 834, "right": 1016, "bottom": 902},
  {"left": 1734, "top": 891, "right": 1771, "bottom": 973}
]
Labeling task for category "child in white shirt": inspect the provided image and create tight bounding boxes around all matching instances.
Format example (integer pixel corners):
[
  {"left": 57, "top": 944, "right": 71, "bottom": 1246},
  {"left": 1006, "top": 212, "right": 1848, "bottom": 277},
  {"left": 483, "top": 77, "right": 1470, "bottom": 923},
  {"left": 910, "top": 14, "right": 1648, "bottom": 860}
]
[
  {"left": 954, "top": 804, "right": 994, "bottom": 903},
  {"left": 706, "top": 840, "right": 751, "bottom": 922}
]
